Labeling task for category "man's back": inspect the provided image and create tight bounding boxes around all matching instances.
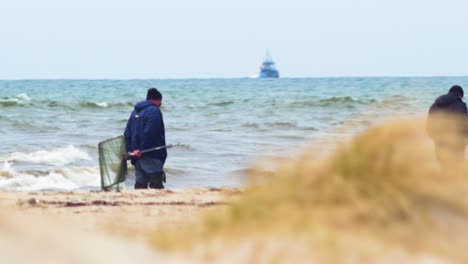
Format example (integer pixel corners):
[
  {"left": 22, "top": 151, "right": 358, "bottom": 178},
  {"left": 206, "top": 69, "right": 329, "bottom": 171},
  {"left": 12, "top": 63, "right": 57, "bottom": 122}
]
[
  {"left": 429, "top": 93, "right": 467, "bottom": 116},
  {"left": 124, "top": 100, "right": 166, "bottom": 162}
]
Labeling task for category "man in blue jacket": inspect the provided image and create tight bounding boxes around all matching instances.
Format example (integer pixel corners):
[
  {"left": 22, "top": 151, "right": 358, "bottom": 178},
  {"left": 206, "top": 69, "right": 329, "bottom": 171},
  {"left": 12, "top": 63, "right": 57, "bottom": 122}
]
[{"left": 124, "top": 88, "right": 167, "bottom": 189}]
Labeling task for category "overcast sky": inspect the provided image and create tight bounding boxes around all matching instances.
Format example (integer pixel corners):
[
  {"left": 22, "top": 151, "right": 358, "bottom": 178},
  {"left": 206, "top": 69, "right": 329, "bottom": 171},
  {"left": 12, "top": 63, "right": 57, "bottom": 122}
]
[{"left": 1, "top": 0, "right": 467, "bottom": 79}]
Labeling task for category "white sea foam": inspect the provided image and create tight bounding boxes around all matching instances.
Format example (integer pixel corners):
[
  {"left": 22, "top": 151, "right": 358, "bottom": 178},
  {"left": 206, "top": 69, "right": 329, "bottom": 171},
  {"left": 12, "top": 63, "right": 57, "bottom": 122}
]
[
  {"left": 15, "top": 93, "right": 32, "bottom": 101},
  {"left": 0, "top": 93, "right": 32, "bottom": 105},
  {"left": 1, "top": 146, "right": 91, "bottom": 166},
  {"left": 0, "top": 161, "right": 14, "bottom": 177},
  {"left": 96, "top": 102, "right": 109, "bottom": 108},
  {"left": 0, "top": 165, "right": 100, "bottom": 191}
]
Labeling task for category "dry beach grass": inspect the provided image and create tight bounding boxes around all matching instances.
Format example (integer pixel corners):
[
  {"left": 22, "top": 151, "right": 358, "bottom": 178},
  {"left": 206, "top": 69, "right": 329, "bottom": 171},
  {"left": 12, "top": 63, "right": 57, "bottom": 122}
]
[
  {"left": 130, "top": 117, "right": 468, "bottom": 263},
  {"left": 2, "top": 116, "right": 468, "bottom": 263}
]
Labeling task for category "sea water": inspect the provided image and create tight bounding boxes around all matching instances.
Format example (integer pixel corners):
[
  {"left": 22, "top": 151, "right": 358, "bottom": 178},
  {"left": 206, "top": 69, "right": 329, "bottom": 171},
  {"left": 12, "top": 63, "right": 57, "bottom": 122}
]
[{"left": 1, "top": 77, "right": 467, "bottom": 191}]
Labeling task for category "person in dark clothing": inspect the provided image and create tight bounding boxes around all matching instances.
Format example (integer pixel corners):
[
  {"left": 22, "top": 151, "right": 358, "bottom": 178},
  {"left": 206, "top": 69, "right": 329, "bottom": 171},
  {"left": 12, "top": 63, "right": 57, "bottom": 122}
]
[
  {"left": 427, "top": 85, "right": 468, "bottom": 167},
  {"left": 124, "top": 88, "right": 167, "bottom": 189}
]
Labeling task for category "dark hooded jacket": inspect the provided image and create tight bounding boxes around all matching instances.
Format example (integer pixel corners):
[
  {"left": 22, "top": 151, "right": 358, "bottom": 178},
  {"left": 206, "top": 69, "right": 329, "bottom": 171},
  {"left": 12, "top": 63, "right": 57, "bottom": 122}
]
[
  {"left": 124, "top": 101, "right": 167, "bottom": 163},
  {"left": 428, "top": 92, "right": 467, "bottom": 116},
  {"left": 427, "top": 92, "right": 468, "bottom": 141}
]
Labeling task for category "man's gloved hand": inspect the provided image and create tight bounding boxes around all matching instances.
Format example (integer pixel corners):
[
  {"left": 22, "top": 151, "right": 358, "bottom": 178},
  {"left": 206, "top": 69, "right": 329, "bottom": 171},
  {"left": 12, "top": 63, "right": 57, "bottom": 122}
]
[{"left": 129, "top": 149, "right": 141, "bottom": 158}]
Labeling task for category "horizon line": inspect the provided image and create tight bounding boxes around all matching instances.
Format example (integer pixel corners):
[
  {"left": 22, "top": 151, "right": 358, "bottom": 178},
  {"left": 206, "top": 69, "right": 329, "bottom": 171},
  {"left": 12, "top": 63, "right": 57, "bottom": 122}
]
[{"left": 1, "top": 74, "right": 468, "bottom": 81}]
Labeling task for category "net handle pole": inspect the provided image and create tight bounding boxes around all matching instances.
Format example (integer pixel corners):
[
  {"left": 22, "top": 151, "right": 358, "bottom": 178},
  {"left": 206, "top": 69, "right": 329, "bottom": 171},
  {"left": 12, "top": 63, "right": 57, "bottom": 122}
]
[
  {"left": 140, "top": 144, "right": 174, "bottom": 154},
  {"left": 126, "top": 144, "right": 174, "bottom": 159}
]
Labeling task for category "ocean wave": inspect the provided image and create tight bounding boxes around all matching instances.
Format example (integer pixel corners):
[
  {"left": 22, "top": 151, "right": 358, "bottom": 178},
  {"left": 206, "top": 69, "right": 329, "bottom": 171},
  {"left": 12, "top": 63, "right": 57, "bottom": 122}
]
[
  {"left": 1, "top": 118, "right": 61, "bottom": 133},
  {"left": 173, "top": 143, "right": 196, "bottom": 151},
  {"left": 209, "top": 100, "right": 235, "bottom": 107},
  {"left": 266, "top": 122, "right": 298, "bottom": 128},
  {"left": 374, "top": 95, "right": 415, "bottom": 109},
  {"left": 290, "top": 96, "right": 377, "bottom": 108},
  {"left": 169, "top": 126, "right": 191, "bottom": 132},
  {"left": 274, "top": 134, "right": 306, "bottom": 140},
  {"left": 241, "top": 123, "right": 260, "bottom": 128},
  {"left": 79, "top": 101, "right": 110, "bottom": 108},
  {"left": 1, "top": 146, "right": 91, "bottom": 166},
  {"left": 242, "top": 122, "right": 315, "bottom": 131},
  {"left": 9, "top": 119, "right": 46, "bottom": 129},
  {"left": 79, "top": 101, "right": 133, "bottom": 108},
  {"left": 0, "top": 100, "right": 20, "bottom": 107},
  {"left": 48, "top": 100, "right": 130, "bottom": 109},
  {"left": 46, "top": 100, "right": 75, "bottom": 109},
  {"left": 0, "top": 161, "right": 14, "bottom": 177},
  {"left": 320, "top": 96, "right": 373, "bottom": 104},
  {"left": 0, "top": 165, "right": 100, "bottom": 191},
  {"left": 1, "top": 98, "right": 133, "bottom": 109},
  {"left": 164, "top": 167, "right": 186, "bottom": 176},
  {"left": 0, "top": 93, "right": 32, "bottom": 107},
  {"left": 16, "top": 93, "right": 31, "bottom": 101},
  {"left": 298, "top": 126, "right": 318, "bottom": 131}
]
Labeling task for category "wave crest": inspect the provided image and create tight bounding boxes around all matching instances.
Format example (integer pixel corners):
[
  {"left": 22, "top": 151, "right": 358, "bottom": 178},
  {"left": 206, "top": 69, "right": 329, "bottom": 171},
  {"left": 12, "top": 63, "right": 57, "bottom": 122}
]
[
  {"left": 0, "top": 166, "right": 100, "bottom": 191},
  {"left": 290, "top": 96, "right": 377, "bottom": 108},
  {"left": 78, "top": 101, "right": 133, "bottom": 108},
  {"left": 1, "top": 146, "right": 91, "bottom": 166},
  {"left": 209, "top": 100, "right": 235, "bottom": 107},
  {"left": 0, "top": 93, "right": 32, "bottom": 107}
]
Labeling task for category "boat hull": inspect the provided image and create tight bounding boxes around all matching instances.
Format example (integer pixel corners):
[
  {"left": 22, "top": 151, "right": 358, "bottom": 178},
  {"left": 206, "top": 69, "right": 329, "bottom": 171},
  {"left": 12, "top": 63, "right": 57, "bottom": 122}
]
[{"left": 259, "top": 69, "right": 279, "bottom": 78}]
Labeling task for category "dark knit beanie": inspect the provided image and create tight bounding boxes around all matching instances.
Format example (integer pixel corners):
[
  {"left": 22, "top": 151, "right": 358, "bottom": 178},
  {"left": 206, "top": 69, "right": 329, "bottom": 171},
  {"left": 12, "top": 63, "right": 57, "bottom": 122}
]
[{"left": 146, "top": 88, "right": 162, "bottom": 100}]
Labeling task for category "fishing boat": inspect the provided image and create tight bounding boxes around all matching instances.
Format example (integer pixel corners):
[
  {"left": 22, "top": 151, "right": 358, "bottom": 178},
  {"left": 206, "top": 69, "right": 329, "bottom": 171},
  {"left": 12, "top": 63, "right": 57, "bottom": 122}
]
[{"left": 259, "top": 52, "right": 279, "bottom": 78}]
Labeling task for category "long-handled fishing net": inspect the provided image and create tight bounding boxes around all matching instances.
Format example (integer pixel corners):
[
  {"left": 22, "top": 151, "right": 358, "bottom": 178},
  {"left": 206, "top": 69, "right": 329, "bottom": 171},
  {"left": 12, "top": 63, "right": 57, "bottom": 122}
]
[
  {"left": 98, "top": 135, "right": 173, "bottom": 191},
  {"left": 98, "top": 136, "right": 128, "bottom": 191}
]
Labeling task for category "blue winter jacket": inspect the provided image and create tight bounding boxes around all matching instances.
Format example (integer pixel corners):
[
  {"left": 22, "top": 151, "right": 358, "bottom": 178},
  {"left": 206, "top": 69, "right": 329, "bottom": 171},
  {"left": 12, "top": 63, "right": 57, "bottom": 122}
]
[{"left": 124, "top": 100, "right": 167, "bottom": 163}]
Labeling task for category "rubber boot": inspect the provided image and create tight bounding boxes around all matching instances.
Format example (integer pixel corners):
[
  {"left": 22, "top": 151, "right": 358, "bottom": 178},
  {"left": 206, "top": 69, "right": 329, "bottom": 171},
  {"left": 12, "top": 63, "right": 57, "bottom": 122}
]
[
  {"left": 149, "top": 172, "right": 165, "bottom": 189},
  {"left": 134, "top": 182, "right": 148, "bottom": 190}
]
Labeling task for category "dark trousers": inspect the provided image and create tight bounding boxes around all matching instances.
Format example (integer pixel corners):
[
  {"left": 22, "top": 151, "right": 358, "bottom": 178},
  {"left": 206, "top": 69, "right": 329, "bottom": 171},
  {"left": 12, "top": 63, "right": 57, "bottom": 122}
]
[{"left": 134, "top": 157, "right": 165, "bottom": 189}]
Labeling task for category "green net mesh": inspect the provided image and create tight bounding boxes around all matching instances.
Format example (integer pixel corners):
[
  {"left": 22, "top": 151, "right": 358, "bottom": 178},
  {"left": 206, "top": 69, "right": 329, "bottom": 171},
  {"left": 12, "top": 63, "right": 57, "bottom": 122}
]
[{"left": 98, "top": 135, "right": 127, "bottom": 191}]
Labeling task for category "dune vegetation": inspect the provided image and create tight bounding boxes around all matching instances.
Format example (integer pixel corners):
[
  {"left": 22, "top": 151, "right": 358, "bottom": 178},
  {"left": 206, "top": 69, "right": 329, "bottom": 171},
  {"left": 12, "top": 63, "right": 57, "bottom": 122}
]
[{"left": 126, "top": 117, "right": 468, "bottom": 263}]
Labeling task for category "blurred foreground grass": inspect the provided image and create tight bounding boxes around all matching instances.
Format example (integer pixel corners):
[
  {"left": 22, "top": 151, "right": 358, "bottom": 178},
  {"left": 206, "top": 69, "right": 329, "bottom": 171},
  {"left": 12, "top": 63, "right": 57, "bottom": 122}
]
[{"left": 132, "top": 117, "right": 468, "bottom": 263}]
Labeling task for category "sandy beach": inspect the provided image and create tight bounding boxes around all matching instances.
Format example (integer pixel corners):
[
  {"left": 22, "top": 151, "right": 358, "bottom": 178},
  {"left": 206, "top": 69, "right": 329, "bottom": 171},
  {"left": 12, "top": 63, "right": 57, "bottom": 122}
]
[
  {"left": 0, "top": 188, "right": 243, "bottom": 264},
  {"left": 1, "top": 188, "right": 233, "bottom": 229},
  {"left": 0, "top": 186, "right": 456, "bottom": 264}
]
